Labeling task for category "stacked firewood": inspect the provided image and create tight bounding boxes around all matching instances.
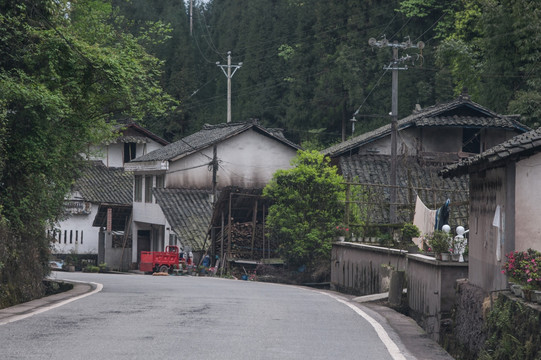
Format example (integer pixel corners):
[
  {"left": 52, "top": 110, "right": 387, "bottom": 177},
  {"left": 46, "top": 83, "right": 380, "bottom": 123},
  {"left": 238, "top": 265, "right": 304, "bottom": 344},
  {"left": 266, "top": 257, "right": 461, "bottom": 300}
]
[{"left": 213, "top": 222, "right": 278, "bottom": 260}]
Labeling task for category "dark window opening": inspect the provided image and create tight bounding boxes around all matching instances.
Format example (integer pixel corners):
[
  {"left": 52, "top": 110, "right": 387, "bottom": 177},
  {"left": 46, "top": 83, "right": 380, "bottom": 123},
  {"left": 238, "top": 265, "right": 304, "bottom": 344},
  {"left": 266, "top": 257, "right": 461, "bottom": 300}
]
[
  {"left": 145, "top": 175, "right": 153, "bottom": 203},
  {"left": 134, "top": 175, "right": 143, "bottom": 202},
  {"left": 462, "top": 128, "right": 481, "bottom": 154},
  {"left": 124, "top": 142, "right": 137, "bottom": 163}
]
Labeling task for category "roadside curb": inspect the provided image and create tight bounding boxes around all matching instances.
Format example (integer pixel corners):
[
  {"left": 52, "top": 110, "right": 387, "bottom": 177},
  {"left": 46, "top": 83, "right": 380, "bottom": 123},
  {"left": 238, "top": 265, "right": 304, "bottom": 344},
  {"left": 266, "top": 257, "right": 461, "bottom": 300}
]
[
  {"left": 362, "top": 302, "right": 455, "bottom": 360},
  {"left": 0, "top": 281, "right": 99, "bottom": 325}
]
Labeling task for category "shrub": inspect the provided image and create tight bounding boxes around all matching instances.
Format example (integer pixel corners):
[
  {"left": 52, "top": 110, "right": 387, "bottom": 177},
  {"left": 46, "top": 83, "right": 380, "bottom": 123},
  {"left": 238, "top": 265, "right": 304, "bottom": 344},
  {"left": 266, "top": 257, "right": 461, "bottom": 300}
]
[{"left": 426, "top": 230, "right": 451, "bottom": 254}]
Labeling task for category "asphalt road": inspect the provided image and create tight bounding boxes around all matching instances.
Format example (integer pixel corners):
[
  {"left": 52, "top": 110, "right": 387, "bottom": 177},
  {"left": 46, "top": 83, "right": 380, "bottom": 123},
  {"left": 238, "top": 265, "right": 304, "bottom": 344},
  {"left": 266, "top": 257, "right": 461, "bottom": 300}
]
[{"left": 0, "top": 272, "right": 419, "bottom": 360}]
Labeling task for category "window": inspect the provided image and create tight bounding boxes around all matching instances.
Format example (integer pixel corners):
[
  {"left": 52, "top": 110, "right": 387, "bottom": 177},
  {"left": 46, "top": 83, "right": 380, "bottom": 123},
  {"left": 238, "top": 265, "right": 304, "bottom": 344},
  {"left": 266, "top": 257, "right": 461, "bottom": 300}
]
[
  {"left": 155, "top": 175, "right": 164, "bottom": 204},
  {"left": 124, "top": 142, "right": 137, "bottom": 163},
  {"left": 134, "top": 175, "right": 143, "bottom": 202},
  {"left": 462, "top": 128, "right": 481, "bottom": 154},
  {"left": 145, "top": 175, "right": 153, "bottom": 203},
  {"left": 155, "top": 174, "right": 165, "bottom": 189}
]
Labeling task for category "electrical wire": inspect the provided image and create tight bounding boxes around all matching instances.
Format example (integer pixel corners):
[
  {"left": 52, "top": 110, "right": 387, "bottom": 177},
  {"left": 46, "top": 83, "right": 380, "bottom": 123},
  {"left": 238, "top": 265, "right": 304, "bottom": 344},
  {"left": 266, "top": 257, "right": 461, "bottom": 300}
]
[{"left": 352, "top": 67, "right": 391, "bottom": 117}]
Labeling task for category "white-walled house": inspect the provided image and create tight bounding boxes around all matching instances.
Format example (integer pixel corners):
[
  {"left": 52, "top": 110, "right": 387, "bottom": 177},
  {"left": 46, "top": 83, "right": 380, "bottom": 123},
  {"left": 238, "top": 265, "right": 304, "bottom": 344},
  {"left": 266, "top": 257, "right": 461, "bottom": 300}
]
[
  {"left": 124, "top": 120, "right": 301, "bottom": 268},
  {"left": 51, "top": 122, "right": 168, "bottom": 268},
  {"left": 441, "top": 127, "right": 541, "bottom": 292}
]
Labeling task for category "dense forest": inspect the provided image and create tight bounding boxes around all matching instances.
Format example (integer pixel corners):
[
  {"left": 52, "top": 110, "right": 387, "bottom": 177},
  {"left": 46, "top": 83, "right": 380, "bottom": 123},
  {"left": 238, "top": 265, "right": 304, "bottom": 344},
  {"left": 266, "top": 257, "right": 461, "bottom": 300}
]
[
  {"left": 1, "top": 0, "right": 540, "bottom": 305},
  {"left": 112, "top": 0, "right": 541, "bottom": 146}
]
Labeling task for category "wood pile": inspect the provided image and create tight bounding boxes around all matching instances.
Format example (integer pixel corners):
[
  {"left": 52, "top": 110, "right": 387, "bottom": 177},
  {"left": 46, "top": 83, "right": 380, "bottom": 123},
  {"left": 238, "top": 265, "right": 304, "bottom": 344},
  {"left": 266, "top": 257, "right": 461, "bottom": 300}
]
[{"left": 213, "top": 222, "right": 278, "bottom": 260}]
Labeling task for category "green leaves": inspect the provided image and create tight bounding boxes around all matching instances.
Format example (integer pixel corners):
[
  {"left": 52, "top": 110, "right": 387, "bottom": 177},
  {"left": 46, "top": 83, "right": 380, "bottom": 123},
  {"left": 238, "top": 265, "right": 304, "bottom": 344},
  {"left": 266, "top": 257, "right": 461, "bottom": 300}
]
[{"left": 263, "top": 151, "right": 345, "bottom": 272}]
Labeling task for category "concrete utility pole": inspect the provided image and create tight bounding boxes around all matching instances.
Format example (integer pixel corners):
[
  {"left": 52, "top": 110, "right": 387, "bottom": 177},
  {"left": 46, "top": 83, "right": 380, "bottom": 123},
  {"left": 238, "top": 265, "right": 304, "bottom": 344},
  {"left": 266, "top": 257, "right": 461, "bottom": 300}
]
[
  {"left": 368, "top": 36, "right": 424, "bottom": 224},
  {"left": 217, "top": 51, "right": 242, "bottom": 123},
  {"left": 189, "top": 0, "right": 193, "bottom": 36}
]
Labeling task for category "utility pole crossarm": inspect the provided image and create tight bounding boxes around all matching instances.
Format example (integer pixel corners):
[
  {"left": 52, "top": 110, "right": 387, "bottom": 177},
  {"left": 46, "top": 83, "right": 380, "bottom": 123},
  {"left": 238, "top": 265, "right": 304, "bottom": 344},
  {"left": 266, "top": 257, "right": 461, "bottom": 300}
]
[{"left": 216, "top": 51, "right": 243, "bottom": 123}]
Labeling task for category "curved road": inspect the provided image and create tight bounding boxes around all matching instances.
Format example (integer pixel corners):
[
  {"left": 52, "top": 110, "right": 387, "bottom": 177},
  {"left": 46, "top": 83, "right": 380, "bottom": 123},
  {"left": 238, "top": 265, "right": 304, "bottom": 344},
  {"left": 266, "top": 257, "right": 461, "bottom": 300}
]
[{"left": 0, "top": 272, "right": 416, "bottom": 359}]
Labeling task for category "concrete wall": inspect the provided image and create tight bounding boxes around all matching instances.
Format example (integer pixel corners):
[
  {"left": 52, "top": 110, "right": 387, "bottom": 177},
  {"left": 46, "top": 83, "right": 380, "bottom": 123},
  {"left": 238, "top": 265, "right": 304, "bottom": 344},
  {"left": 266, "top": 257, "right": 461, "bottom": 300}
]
[
  {"left": 421, "top": 127, "right": 462, "bottom": 153},
  {"left": 101, "top": 231, "right": 132, "bottom": 271},
  {"left": 515, "top": 152, "right": 541, "bottom": 252},
  {"left": 357, "top": 127, "right": 520, "bottom": 157},
  {"left": 468, "top": 166, "right": 514, "bottom": 291},
  {"left": 407, "top": 254, "right": 468, "bottom": 341},
  {"left": 166, "top": 129, "right": 297, "bottom": 189},
  {"left": 331, "top": 242, "right": 468, "bottom": 341},
  {"left": 331, "top": 243, "right": 407, "bottom": 295}
]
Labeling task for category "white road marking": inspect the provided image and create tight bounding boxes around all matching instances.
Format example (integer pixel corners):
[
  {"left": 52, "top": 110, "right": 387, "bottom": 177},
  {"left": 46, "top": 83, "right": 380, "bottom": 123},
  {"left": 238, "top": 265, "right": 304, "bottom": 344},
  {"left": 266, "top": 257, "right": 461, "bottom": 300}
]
[
  {"left": 321, "top": 292, "right": 407, "bottom": 360},
  {"left": 0, "top": 281, "right": 103, "bottom": 325}
]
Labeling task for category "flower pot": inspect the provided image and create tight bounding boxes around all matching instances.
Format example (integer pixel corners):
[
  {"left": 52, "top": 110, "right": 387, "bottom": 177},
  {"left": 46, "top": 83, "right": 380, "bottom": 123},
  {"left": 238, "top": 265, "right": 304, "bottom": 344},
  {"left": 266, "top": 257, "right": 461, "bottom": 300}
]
[
  {"left": 441, "top": 253, "right": 450, "bottom": 261},
  {"left": 523, "top": 288, "right": 534, "bottom": 302},
  {"left": 370, "top": 237, "right": 377, "bottom": 243},
  {"left": 534, "top": 290, "right": 541, "bottom": 304},
  {"left": 463, "top": 255, "right": 468, "bottom": 262},
  {"left": 337, "top": 236, "right": 345, "bottom": 242},
  {"left": 511, "top": 284, "right": 523, "bottom": 297},
  {"left": 451, "top": 254, "right": 460, "bottom": 262}
]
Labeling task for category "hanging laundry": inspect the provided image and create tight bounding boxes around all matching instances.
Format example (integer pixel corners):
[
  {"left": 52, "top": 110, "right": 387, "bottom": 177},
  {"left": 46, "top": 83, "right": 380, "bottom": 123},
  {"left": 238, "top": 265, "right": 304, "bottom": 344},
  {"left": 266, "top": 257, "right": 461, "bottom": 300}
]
[
  {"left": 493, "top": 205, "right": 501, "bottom": 261},
  {"left": 435, "top": 199, "right": 451, "bottom": 231},
  {"left": 412, "top": 195, "right": 437, "bottom": 249}
]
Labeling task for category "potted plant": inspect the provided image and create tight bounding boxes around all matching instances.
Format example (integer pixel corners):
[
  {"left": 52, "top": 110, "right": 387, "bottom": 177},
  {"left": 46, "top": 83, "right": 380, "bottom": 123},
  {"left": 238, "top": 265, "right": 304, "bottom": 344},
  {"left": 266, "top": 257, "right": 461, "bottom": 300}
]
[
  {"left": 462, "top": 244, "right": 469, "bottom": 262},
  {"left": 335, "top": 225, "right": 349, "bottom": 241},
  {"left": 502, "top": 249, "right": 541, "bottom": 301},
  {"left": 401, "top": 223, "right": 420, "bottom": 252},
  {"left": 364, "top": 226, "right": 381, "bottom": 243},
  {"left": 426, "top": 230, "right": 450, "bottom": 260}
]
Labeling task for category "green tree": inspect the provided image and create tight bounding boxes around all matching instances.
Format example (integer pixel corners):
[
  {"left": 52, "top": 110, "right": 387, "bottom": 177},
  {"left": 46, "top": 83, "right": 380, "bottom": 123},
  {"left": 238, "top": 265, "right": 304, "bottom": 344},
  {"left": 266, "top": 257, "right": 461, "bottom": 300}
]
[
  {"left": 0, "top": 0, "right": 175, "bottom": 307},
  {"left": 263, "top": 150, "right": 345, "bottom": 278}
]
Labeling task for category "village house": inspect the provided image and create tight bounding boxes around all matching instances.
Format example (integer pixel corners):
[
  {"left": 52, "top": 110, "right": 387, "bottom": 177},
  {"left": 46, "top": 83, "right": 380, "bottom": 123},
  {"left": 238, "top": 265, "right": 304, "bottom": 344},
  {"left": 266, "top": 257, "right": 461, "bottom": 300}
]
[
  {"left": 124, "top": 119, "right": 301, "bottom": 269},
  {"left": 328, "top": 94, "right": 531, "bottom": 341},
  {"left": 441, "top": 127, "right": 541, "bottom": 292},
  {"left": 51, "top": 122, "right": 168, "bottom": 269},
  {"left": 323, "top": 91, "right": 529, "bottom": 232}
]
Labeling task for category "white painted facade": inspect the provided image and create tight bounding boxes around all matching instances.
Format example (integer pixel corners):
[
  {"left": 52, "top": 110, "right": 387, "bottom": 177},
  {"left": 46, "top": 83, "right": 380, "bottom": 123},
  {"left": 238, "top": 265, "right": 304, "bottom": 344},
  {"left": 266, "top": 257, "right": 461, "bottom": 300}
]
[
  {"left": 53, "top": 125, "right": 167, "bottom": 260},
  {"left": 51, "top": 198, "right": 99, "bottom": 255},
  {"left": 87, "top": 138, "right": 164, "bottom": 167}
]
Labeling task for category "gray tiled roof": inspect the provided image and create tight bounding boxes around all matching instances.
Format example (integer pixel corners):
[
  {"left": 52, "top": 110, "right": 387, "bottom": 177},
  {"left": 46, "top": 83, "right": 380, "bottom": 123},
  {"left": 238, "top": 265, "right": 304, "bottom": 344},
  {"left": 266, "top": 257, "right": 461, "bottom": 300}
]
[
  {"left": 111, "top": 122, "right": 169, "bottom": 146},
  {"left": 153, "top": 188, "right": 215, "bottom": 251},
  {"left": 132, "top": 120, "right": 301, "bottom": 163},
  {"left": 74, "top": 161, "right": 133, "bottom": 205},
  {"left": 323, "top": 94, "right": 529, "bottom": 157},
  {"left": 441, "top": 127, "right": 541, "bottom": 178},
  {"left": 340, "top": 155, "right": 469, "bottom": 225}
]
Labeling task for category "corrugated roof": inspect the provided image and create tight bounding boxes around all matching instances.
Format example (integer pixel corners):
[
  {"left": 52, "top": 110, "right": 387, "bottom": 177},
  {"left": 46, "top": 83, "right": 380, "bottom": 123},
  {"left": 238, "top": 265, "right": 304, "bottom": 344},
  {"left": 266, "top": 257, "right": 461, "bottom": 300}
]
[
  {"left": 323, "top": 94, "right": 529, "bottom": 157},
  {"left": 74, "top": 161, "right": 133, "bottom": 205},
  {"left": 132, "top": 120, "right": 301, "bottom": 163},
  {"left": 441, "top": 127, "right": 541, "bottom": 178},
  {"left": 153, "top": 188, "right": 215, "bottom": 251},
  {"left": 340, "top": 155, "right": 469, "bottom": 225}
]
